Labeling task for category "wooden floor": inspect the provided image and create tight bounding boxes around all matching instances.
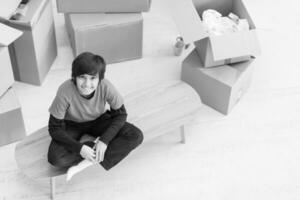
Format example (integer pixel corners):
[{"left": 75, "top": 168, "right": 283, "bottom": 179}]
[{"left": 1, "top": 0, "right": 300, "bottom": 199}]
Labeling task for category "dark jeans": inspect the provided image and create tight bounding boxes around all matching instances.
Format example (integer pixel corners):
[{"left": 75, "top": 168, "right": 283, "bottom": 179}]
[{"left": 48, "top": 112, "right": 143, "bottom": 170}]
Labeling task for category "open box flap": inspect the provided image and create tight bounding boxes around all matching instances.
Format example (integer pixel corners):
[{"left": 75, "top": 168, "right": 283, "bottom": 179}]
[
  {"left": 0, "top": 88, "right": 20, "bottom": 113},
  {"left": 0, "top": 23, "right": 22, "bottom": 47},
  {"left": 166, "top": 0, "right": 207, "bottom": 44},
  {"left": 0, "top": 0, "right": 22, "bottom": 20},
  {"left": 209, "top": 29, "right": 260, "bottom": 61}
]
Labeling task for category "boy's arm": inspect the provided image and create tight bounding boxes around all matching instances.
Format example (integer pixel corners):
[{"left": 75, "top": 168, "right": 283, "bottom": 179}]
[
  {"left": 48, "top": 115, "right": 83, "bottom": 153},
  {"left": 99, "top": 104, "right": 127, "bottom": 145}
]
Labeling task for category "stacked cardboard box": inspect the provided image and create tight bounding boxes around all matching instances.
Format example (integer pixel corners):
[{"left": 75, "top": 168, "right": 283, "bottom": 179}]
[
  {"left": 59, "top": 0, "right": 151, "bottom": 64},
  {"left": 169, "top": 0, "right": 260, "bottom": 114},
  {"left": 0, "top": 23, "right": 22, "bottom": 96},
  {"left": 0, "top": 23, "right": 26, "bottom": 146},
  {"left": 0, "top": 88, "right": 26, "bottom": 146},
  {"left": 0, "top": 0, "right": 58, "bottom": 85},
  {"left": 182, "top": 49, "right": 255, "bottom": 114},
  {"left": 65, "top": 13, "right": 143, "bottom": 64}
]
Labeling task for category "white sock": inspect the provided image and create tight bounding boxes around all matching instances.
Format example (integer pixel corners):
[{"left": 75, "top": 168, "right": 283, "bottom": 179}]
[{"left": 66, "top": 159, "right": 94, "bottom": 181}]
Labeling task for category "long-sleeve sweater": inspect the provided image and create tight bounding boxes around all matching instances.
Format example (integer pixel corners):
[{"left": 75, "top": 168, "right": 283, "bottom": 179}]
[{"left": 48, "top": 104, "right": 127, "bottom": 153}]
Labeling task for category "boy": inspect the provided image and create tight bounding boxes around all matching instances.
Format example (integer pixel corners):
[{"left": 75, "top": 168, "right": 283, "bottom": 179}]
[{"left": 47, "top": 52, "right": 143, "bottom": 179}]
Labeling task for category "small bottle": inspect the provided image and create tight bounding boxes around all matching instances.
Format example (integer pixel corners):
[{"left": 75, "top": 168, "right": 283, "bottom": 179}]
[{"left": 174, "top": 36, "right": 185, "bottom": 56}]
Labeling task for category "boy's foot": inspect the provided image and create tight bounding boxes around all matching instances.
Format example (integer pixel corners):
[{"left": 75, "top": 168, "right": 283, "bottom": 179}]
[{"left": 66, "top": 159, "right": 94, "bottom": 181}]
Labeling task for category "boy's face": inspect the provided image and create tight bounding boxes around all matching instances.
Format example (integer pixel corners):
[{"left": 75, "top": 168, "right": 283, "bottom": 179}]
[{"left": 76, "top": 73, "right": 99, "bottom": 96}]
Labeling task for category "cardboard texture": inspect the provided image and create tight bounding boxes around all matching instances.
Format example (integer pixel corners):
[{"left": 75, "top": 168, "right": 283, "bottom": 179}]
[
  {"left": 181, "top": 49, "right": 254, "bottom": 115},
  {"left": 0, "top": 88, "right": 26, "bottom": 146},
  {"left": 0, "top": 23, "right": 22, "bottom": 96},
  {"left": 56, "top": 0, "right": 151, "bottom": 13},
  {"left": 65, "top": 13, "right": 143, "bottom": 64},
  {"left": 0, "top": 0, "right": 57, "bottom": 85},
  {"left": 168, "top": 0, "right": 260, "bottom": 67}
]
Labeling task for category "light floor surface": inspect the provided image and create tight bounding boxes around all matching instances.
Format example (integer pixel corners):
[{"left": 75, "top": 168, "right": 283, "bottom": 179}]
[{"left": 1, "top": 0, "right": 300, "bottom": 199}]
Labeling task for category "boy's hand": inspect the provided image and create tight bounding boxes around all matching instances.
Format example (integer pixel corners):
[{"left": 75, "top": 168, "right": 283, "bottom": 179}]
[
  {"left": 80, "top": 145, "right": 96, "bottom": 162},
  {"left": 95, "top": 141, "right": 107, "bottom": 162}
]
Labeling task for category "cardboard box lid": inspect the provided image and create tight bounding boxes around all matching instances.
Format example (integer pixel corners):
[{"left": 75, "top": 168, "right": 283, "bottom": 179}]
[
  {"left": 165, "top": 0, "right": 207, "bottom": 44},
  {"left": 68, "top": 13, "right": 143, "bottom": 30},
  {"left": 209, "top": 30, "right": 261, "bottom": 60},
  {"left": 0, "top": 23, "right": 22, "bottom": 47},
  {"left": 0, "top": 0, "right": 22, "bottom": 19},
  {"left": 0, "top": 88, "right": 20, "bottom": 114},
  {"left": 0, "top": 0, "right": 49, "bottom": 29}
]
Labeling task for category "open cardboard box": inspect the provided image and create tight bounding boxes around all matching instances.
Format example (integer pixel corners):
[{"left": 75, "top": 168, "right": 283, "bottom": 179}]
[
  {"left": 169, "top": 0, "right": 260, "bottom": 67},
  {"left": 0, "top": 87, "right": 26, "bottom": 146},
  {"left": 65, "top": 13, "right": 143, "bottom": 64},
  {"left": 0, "top": 23, "right": 22, "bottom": 96},
  {"left": 57, "top": 0, "right": 151, "bottom": 13},
  {"left": 182, "top": 48, "right": 255, "bottom": 115},
  {"left": 0, "top": 0, "right": 57, "bottom": 85}
]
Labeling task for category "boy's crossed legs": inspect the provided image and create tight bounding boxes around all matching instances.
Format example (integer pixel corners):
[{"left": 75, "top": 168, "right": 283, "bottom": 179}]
[{"left": 48, "top": 116, "right": 143, "bottom": 180}]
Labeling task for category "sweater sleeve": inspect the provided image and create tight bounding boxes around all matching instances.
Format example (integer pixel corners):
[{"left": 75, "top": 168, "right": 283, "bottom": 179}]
[
  {"left": 48, "top": 115, "right": 83, "bottom": 153},
  {"left": 99, "top": 104, "right": 127, "bottom": 145}
]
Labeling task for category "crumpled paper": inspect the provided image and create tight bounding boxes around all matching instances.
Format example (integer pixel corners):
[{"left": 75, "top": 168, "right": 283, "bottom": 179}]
[{"left": 202, "top": 9, "right": 250, "bottom": 36}]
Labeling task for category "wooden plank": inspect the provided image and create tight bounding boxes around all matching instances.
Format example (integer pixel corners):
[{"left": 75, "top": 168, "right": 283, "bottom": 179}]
[{"left": 15, "top": 81, "right": 202, "bottom": 178}]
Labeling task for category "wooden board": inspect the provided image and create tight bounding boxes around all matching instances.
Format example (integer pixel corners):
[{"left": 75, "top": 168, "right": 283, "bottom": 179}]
[{"left": 15, "top": 81, "right": 202, "bottom": 178}]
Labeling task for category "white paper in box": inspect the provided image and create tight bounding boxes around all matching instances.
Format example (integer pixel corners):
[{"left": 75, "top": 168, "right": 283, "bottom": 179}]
[
  {"left": 168, "top": 0, "right": 260, "bottom": 67},
  {"left": 0, "top": 23, "right": 22, "bottom": 96}
]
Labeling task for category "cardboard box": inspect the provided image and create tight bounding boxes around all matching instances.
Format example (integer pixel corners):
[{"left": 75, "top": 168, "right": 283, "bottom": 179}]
[
  {"left": 65, "top": 13, "right": 143, "bottom": 64},
  {"left": 57, "top": 0, "right": 151, "bottom": 13},
  {"left": 0, "top": 0, "right": 57, "bottom": 85},
  {"left": 0, "top": 88, "right": 26, "bottom": 146},
  {"left": 168, "top": 0, "right": 260, "bottom": 67},
  {"left": 181, "top": 49, "right": 254, "bottom": 115},
  {"left": 0, "top": 23, "right": 22, "bottom": 96}
]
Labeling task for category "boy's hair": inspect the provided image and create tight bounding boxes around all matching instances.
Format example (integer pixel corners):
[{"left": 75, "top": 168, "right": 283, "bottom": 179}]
[{"left": 71, "top": 52, "right": 106, "bottom": 83}]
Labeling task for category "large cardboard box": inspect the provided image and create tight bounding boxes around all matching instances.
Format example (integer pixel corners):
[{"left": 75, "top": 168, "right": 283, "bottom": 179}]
[
  {"left": 0, "top": 88, "right": 26, "bottom": 146},
  {"left": 0, "top": 23, "right": 22, "bottom": 96},
  {"left": 182, "top": 49, "right": 254, "bottom": 115},
  {"left": 0, "top": 0, "right": 57, "bottom": 85},
  {"left": 57, "top": 0, "right": 151, "bottom": 13},
  {"left": 168, "top": 0, "right": 260, "bottom": 67},
  {"left": 65, "top": 13, "right": 143, "bottom": 64}
]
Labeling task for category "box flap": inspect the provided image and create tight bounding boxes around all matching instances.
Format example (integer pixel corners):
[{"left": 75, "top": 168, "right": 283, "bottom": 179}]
[
  {"left": 0, "top": 88, "right": 20, "bottom": 113},
  {"left": 209, "top": 30, "right": 260, "bottom": 61},
  {"left": 165, "top": 0, "right": 207, "bottom": 44},
  {"left": 0, "top": 0, "right": 22, "bottom": 19},
  {"left": 0, "top": 23, "right": 22, "bottom": 46},
  {"left": 184, "top": 49, "right": 255, "bottom": 86}
]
